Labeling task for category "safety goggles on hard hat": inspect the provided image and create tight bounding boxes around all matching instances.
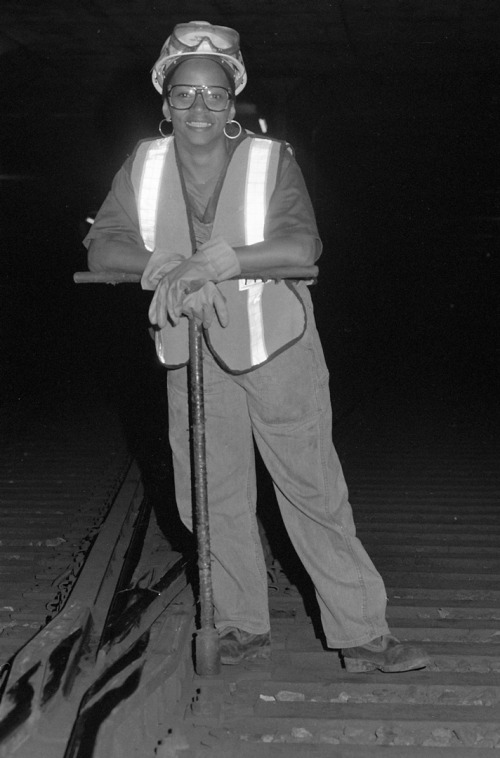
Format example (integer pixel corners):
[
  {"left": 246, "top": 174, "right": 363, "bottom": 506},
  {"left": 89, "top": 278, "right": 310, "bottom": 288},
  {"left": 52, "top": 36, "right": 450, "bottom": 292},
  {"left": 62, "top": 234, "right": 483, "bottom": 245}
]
[
  {"left": 170, "top": 22, "right": 240, "bottom": 55},
  {"left": 152, "top": 21, "right": 247, "bottom": 96},
  {"left": 167, "top": 84, "right": 232, "bottom": 112}
]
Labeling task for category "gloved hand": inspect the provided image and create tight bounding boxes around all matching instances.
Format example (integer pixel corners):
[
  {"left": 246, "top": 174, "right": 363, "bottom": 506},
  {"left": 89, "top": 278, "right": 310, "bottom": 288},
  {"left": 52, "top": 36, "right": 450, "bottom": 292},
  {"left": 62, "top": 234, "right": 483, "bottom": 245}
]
[
  {"left": 149, "top": 236, "right": 240, "bottom": 327},
  {"left": 180, "top": 282, "right": 229, "bottom": 328},
  {"left": 142, "top": 257, "right": 183, "bottom": 290}
]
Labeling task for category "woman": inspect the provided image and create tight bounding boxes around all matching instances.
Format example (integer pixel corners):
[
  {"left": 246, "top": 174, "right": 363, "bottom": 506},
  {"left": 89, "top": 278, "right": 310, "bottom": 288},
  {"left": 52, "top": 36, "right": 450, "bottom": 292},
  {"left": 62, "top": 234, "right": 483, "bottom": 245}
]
[{"left": 85, "top": 21, "right": 428, "bottom": 673}]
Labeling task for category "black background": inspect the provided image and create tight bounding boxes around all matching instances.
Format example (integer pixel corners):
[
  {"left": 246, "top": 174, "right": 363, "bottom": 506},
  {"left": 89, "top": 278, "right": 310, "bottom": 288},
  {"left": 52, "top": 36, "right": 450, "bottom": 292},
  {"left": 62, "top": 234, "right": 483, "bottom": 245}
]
[{"left": 1, "top": 11, "right": 498, "bottom": 475}]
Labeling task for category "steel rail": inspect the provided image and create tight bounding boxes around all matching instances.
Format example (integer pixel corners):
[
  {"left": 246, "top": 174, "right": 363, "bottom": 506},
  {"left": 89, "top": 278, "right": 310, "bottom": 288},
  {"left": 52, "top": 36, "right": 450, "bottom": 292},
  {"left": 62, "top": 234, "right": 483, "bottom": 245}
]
[{"left": 0, "top": 461, "right": 193, "bottom": 758}]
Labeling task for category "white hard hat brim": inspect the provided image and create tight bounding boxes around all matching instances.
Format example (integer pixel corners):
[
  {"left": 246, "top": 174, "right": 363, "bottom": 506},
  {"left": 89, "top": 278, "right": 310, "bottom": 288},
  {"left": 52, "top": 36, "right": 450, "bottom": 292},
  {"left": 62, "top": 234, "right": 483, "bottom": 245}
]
[{"left": 152, "top": 51, "right": 247, "bottom": 96}]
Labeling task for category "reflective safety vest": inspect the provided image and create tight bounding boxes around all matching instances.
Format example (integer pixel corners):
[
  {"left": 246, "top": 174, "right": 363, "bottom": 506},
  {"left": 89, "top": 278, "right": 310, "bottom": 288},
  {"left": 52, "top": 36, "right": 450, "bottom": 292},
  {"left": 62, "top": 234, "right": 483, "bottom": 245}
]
[{"left": 133, "top": 135, "right": 307, "bottom": 373}]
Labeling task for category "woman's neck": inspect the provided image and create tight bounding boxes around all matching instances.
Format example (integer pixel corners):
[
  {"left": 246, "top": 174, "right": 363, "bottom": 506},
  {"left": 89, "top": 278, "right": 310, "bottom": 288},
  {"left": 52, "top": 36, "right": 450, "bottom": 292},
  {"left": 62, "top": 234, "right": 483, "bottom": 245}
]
[{"left": 175, "top": 138, "right": 229, "bottom": 185}]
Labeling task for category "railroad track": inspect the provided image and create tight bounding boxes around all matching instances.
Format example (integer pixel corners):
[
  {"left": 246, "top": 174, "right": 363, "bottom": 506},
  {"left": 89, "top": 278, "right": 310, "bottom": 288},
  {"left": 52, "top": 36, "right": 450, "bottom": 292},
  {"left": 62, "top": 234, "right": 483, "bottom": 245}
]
[
  {"left": 1, "top": 390, "right": 499, "bottom": 756},
  {"left": 172, "top": 395, "right": 500, "bottom": 756}
]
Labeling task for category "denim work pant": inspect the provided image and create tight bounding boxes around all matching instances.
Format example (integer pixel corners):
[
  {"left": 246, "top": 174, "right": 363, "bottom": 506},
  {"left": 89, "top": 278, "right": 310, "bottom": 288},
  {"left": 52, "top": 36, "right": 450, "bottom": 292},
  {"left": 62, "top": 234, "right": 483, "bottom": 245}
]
[{"left": 167, "top": 309, "right": 390, "bottom": 648}]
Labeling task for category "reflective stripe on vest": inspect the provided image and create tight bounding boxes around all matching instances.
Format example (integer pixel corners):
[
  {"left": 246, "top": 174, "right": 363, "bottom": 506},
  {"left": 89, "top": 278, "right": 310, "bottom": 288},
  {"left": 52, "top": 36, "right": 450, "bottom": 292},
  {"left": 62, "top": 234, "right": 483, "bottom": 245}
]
[
  {"left": 138, "top": 137, "right": 172, "bottom": 251},
  {"left": 241, "top": 139, "right": 273, "bottom": 365}
]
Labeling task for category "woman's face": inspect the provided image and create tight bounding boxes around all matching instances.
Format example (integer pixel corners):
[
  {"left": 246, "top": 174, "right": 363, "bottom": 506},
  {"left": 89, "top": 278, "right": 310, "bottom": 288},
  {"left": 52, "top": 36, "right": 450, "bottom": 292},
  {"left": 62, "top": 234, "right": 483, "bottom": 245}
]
[{"left": 163, "top": 58, "right": 236, "bottom": 148}]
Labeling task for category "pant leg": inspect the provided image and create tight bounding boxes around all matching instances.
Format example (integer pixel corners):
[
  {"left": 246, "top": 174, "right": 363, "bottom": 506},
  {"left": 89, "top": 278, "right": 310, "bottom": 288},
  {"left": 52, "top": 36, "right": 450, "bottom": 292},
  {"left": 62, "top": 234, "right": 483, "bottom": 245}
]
[
  {"left": 167, "top": 351, "right": 270, "bottom": 635},
  {"left": 239, "top": 310, "right": 390, "bottom": 648}
]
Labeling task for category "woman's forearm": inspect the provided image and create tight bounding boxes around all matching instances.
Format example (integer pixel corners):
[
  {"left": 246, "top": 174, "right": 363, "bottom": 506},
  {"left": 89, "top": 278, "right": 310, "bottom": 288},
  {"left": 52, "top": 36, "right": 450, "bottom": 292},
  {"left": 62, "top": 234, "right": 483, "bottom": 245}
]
[
  {"left": 234, "top": 234, "right": 320, "bottom": 275},
  {"left": 87, "top": 233, "right": 320, "bottom": 277},
  {"left": 87, "top": 238, "right": 151, "bottom": 274}
]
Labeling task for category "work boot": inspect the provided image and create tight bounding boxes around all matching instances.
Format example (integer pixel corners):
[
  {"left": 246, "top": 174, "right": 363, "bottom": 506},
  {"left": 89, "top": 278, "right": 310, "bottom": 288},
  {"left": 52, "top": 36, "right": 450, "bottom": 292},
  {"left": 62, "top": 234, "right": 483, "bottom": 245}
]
[
  {"left": 341, "top": 634, "right": 430, "bottom": 673},
  {"left": 219, "top": 627, "right": 271, "bottom": 665}
]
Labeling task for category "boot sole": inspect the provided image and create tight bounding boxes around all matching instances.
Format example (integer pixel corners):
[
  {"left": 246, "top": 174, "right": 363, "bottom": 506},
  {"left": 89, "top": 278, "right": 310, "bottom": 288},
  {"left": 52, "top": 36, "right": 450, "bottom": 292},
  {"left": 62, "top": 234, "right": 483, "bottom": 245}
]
[{"left": 343, "top": 654, "right": 430, "bottom": 673}]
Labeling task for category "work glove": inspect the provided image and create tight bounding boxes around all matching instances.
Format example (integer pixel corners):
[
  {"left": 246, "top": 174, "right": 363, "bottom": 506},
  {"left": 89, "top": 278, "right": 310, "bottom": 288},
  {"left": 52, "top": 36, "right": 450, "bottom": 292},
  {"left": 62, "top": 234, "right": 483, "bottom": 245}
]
[
  {"left": 148, "top": 236, "right": 240, "bottom": 328},
  {"left": 180, "top": 282, "right": 229, "bottom": 328},
  {"left": 141, "top": 257, "right": 183, "bottom": 290}
]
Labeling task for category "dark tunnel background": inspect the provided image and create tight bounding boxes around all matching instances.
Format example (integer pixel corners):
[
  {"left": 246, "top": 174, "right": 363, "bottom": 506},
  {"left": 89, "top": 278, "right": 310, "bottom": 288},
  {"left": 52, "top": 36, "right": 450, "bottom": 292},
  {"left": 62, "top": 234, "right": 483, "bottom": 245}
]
[{"left": 1, "top": 20, "right": 498, "bottom": 533}]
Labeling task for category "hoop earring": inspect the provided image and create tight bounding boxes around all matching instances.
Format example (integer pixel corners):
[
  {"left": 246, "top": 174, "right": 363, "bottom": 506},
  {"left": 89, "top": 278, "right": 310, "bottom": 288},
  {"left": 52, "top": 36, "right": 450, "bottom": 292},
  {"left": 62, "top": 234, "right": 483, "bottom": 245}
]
[
  {"left": 224, "top": 120, "right": 242, "bottom": 140},
  {"left": 159, "top": 118, "right": 172, "bottom": 137}
]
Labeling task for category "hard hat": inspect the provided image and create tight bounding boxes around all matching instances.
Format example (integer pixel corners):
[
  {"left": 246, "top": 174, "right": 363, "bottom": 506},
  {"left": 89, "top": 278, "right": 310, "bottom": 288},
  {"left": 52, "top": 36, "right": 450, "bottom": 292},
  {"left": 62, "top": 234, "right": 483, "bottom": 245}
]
[{"left": 152, "top": 21, "right": 247, "bottom": 96}]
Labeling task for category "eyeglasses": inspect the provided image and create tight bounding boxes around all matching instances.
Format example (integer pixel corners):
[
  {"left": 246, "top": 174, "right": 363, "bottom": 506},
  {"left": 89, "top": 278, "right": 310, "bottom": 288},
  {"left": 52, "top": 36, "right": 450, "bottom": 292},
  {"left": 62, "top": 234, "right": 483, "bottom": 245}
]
[{"left": 167, "top": 84, "right": 232, "bottom": 112}]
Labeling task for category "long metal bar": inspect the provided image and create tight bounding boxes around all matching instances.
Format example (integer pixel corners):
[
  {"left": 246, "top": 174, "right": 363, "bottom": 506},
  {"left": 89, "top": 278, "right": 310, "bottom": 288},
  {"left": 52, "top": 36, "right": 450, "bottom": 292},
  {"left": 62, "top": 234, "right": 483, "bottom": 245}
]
[
  {"left": 73, "top": 265, "right": 318, "bottom": 285},
  {"left": 188, "top": 318, "right": 220, "bottom": 675},
  {"left": 189, "top": 318, "right": 212, "bottom": 628}
]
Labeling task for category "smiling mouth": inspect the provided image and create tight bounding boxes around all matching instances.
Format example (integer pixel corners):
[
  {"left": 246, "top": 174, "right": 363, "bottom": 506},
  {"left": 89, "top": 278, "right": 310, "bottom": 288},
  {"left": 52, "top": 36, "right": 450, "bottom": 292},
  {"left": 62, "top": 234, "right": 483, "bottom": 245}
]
[{"left": 186, "top": 121, "right": 212, "bottom": 128}]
